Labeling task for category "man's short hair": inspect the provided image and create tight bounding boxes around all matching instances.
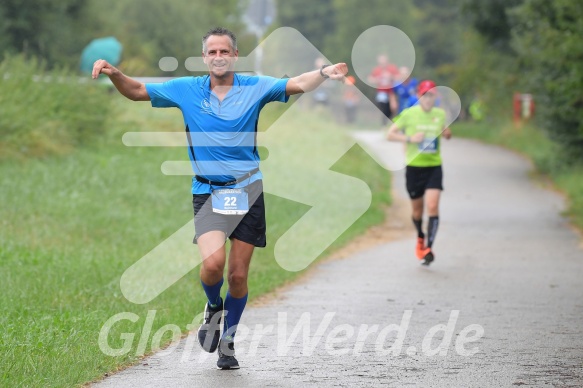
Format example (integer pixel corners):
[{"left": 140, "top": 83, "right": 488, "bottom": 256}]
[{"left": 202, "top": 27, "right": 238, "bottom": 53}]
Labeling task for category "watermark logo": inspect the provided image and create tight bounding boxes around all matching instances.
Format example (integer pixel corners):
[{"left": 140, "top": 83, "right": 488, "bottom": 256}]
[{"left": 98, "top": 310, "right": 483, "bottom": 359}]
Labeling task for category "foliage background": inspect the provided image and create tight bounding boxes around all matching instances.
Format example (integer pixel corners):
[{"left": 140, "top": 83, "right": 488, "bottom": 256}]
[
  {"left": 2, "top": 0, "right": 580, "bottom": 152},
  {"left": 1, "top": 0, "right": 583, "bottom": 385}
]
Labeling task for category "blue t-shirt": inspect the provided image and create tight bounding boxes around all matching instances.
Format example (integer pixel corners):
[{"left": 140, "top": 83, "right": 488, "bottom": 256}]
[
  {"left": 393, "top": 78, "right": 418, "bottom": 114},
  {"left": 146, "top": 74, "right": 289, "bottom": 194}
]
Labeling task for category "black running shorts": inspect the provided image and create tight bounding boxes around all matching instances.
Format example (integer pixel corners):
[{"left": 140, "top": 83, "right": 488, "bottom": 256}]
[
  {"left": 405, "top": 165, "right": 443, "bottom": 199},
  {"left": 192, "top": 180, "right": 266, "bottom": 247}
]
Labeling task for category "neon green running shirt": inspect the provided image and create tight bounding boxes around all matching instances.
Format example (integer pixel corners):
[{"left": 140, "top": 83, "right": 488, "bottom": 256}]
[{"left": 395, "top": 105, "right": 446, "bottom": 167}]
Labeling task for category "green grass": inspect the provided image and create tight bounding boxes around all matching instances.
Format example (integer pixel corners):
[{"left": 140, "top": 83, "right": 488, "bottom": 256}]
[
  {"left": 0, "top": 96, "right": 391, "bottom": 387},
  {"left": 453, "top": 119, "right": 583, "bottom": 230},
  {"left": 0, "top": 55, "right": 112, "bottom": 160}
]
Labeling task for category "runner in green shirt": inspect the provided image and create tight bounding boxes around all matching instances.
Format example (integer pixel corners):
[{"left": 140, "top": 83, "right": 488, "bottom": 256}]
[{"left": 386, "top": 80, "right": 451, "bottom": 265}]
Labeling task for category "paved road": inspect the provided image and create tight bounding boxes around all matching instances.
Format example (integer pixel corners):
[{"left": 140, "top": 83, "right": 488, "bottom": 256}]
[{"left": 94, "top": 131, "right": 583, "bottom": 387}]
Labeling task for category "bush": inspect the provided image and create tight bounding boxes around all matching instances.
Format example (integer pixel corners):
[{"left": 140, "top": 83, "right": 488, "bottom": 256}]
[
  {"left": 510, "top": 0, "right": 583, "bottom": 160},
  {"left": 0, "top": 55, "right": 112, "bottom": 159}
]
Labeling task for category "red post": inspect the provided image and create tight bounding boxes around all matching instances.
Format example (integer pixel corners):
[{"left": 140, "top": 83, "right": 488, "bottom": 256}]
[
  {"left": 513, "top": 93, "right": 535, "bottom": 128},
  {"left": 513, "top": 92, "right": 522, "bottom": 127}
]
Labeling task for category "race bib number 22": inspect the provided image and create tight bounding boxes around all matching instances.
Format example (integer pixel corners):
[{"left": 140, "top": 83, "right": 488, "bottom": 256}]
[{"left": 211, "top": 188, "right": 249, "bottom": 215}]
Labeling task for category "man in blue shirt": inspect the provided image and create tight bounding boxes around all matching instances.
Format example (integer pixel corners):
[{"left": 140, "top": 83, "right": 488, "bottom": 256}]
[{"left": 92, "top": 27, "right": 348, "bottom": 370}]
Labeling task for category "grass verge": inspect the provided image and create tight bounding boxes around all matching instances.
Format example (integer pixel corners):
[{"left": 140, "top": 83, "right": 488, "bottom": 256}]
[{"left": 0, "top": 95, "right": 390, "bottom": 387}]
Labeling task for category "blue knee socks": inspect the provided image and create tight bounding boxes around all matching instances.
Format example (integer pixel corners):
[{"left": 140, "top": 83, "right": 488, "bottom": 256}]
[
  {"left": 201, "top": 278, "right": 223, "bottom": 308},
  {"left": 223, "top": 291, "right": 248, "bottom": 340}
]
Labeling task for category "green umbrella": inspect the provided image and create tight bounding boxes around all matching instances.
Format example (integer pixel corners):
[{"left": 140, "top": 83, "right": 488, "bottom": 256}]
[{"left": 80, "top": 36, "right": 122, "bottom": 74}]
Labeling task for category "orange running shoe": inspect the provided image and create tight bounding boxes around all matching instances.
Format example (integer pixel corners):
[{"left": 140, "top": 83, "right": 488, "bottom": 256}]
[{"left": 415, "top": 237, "right": 426, "bottom": 259}]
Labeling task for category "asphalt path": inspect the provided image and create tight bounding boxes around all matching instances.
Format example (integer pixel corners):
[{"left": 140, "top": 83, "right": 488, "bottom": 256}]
[{"left": 93, "top": 131, "right": 583, "bottom": 387}]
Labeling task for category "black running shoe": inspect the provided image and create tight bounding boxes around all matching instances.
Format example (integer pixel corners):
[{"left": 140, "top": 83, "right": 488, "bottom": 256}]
[
  {"left": 421, "top": 250, "right": 434, "bottom": 266},
  {"left": 217, "top": 338, "right": 239, "bottom": 370},
  {"left": 197, "top": 299, "right": 223, "bottom": 353}
]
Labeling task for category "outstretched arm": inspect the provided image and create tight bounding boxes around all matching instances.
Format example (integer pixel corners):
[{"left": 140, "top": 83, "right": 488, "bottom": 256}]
[
  {"left": 92, "top": 59, "right": 150, "bottom": 101},
  {"left": 286, "top": 63, "right": 348, "bottom": 96}
]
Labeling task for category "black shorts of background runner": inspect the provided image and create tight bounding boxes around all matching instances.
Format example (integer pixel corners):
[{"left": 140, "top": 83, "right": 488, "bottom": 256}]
[
  {"left": 192, "top": 180, "right": 266, "bottom": 247},
  {"left": 405, "top": 165, "right": 443, "bottom": 199},
  {"left": 377, "top": 100, "right": 392, "bottom": 125}
]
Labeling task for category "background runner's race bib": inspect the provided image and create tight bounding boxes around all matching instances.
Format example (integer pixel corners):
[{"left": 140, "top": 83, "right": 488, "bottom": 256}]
[
  {"left": 418, "top": 137, "right": 438, "bottom": 153},
  {"left": 211, "top": 188, "right": 249, "bottom": 215},
  {"left": 375, "top": 91, "right": 389, "bottom": 103}
]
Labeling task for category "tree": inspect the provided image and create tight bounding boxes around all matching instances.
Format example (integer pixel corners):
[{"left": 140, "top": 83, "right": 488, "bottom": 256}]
[
  {"left": 461, "top": 0, "right": 524, "bottom": 53},
  {"left": 412, "top": 0, "right": 464, "bottom": 75},
  {"left": 0, "top": 0, "right": 96, "bottom": 67},
  {"left": 511, "top": 0, "right": 583, "bottom": 157},
  {"left": 324, "top": 0, "right": 416, "bottom": 65},
  {"left": 454, "top": 0, "right": 527, "bottom": 114},
  {"left": 276, "top": 0, "right": 336, "bottom": 55},
  {"left": 85, "top": 0, "right": 251, "bottom": 76}
]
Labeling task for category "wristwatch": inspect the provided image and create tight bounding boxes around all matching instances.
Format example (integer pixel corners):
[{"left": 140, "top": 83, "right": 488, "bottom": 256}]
[{"left": 320, "top": 64, "right": 330, "bottom": 79}]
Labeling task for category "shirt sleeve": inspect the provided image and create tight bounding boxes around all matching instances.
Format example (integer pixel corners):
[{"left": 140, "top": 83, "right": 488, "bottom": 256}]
[
  {"left": 145, "top": 78, "right": 191, "bottom": 108},
  {"left": 259, "top": 76, "right": 290, "bottom": 105}
]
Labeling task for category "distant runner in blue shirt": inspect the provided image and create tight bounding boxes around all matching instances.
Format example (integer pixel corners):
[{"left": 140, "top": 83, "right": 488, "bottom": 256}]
[
  {"left": 92, "top": 27, "right": 348, "bottom": 370},
  {"left": 393, "top": 66, "right": 418, "bottom": 115}
]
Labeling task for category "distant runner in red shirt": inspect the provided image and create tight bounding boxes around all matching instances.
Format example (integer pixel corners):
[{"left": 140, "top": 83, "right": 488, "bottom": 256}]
[{"left": 368, "top": 54, "right": 399, "bottom": 125}]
